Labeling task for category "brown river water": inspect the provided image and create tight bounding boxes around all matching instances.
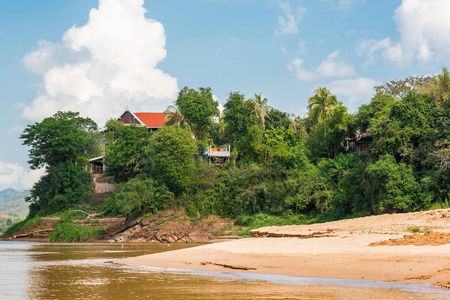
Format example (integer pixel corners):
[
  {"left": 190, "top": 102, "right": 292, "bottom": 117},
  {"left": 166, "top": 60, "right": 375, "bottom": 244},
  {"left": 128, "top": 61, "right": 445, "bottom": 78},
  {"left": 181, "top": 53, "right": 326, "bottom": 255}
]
[{"left": 0, "top": 241, "right": 448, "bottom": 299}]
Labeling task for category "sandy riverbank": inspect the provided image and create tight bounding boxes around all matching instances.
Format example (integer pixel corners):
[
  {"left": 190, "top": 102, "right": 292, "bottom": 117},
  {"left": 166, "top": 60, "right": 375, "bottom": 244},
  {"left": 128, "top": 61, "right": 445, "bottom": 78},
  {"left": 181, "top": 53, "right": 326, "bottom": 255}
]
[{"left": 117, "top": 209, "right": 450, "bottom": 288}]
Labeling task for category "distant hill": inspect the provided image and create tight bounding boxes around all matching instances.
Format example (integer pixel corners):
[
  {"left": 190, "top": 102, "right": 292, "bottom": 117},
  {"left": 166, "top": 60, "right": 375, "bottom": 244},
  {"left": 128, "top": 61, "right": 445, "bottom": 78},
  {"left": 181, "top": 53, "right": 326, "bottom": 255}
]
[
  {"left": 0, "top": 212, "right": 23, "bottom": 234},
  {"left": 0, "top": 190, "right": 30, "bottom": 218},
  {"left": 0, "top": 188, "right": 20, "bottom": 204}
]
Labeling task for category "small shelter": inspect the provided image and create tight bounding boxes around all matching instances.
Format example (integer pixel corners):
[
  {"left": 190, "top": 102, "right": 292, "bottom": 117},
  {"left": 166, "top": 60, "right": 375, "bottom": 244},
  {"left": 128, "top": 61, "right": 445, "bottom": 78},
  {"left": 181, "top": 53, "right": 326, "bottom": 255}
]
[
  {"left": 203, "top": 145, "right": 231, "bottom": 164},
  {"left": 89, "top": 156, "right": 105, "bottom": 174},
  {"left": 345, "top": 130, "right": 373, "bottom": 155}
]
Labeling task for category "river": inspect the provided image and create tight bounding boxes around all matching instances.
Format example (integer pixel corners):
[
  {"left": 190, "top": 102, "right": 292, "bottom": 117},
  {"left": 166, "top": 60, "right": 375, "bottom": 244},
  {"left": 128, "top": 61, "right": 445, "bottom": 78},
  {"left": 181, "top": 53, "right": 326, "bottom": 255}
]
[{"left": 0, "top": 241, "right": 448, "bottom": 299}]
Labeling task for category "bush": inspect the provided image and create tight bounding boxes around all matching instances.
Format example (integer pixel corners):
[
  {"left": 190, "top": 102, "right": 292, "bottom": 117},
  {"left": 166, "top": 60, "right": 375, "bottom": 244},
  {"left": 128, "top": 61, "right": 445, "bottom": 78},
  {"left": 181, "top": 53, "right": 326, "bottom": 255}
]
[
  {"left": 103, "top": 177, "right": 174, "bottom": 218},
  {"left": 49, "top": 221, "right": 104, "bottom": 242},
  {"left": 365, "top": 154, "right": 420, "bottom": 213}
]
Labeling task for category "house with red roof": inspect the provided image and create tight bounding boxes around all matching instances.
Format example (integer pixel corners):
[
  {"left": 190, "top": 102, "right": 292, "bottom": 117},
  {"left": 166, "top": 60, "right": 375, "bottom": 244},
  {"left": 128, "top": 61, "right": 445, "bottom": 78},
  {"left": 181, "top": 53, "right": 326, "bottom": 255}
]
[
  {"left": 118, "top": 110, "right": 168, "bottom": 131},
  {"left": 89, "top": 110, "right": 168, "bottom": 174}
]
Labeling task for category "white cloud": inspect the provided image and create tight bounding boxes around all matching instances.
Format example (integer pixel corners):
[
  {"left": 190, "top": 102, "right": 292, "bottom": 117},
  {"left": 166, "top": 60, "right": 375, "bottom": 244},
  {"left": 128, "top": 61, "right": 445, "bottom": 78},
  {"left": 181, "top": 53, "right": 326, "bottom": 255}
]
[
  {"left": 0, "top": 162, "right": 45, "bottom": 191},
  {"left": 275, "top": 1, "right": 307, "bottom": 36},
  {"left": 288, "top": 51, "right": 355, "bottom": 81},
  {"left": 323, "top": 77, "right": 380, "bottom": 111},
  {"left": 22, "top": 0, "right": 178, "bottom": 126},
  {"left": 358, "top": 0, "right": 450, "bottom": 67},
  {"left": 288, "top": 58, "right": 316, "bottom": 81}
]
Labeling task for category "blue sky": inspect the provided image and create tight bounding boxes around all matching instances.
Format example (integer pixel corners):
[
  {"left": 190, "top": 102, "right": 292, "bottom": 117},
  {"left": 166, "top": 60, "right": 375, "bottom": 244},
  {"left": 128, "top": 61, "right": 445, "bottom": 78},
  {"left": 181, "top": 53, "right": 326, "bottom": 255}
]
[{"left": 1, "top": 0, "right": 449, "bottom": 190}]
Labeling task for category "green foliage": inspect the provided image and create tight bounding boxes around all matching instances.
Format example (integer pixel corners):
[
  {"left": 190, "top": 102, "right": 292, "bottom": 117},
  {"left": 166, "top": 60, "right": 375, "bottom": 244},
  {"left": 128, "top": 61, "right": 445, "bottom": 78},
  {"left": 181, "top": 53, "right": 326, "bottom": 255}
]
[
  {"left": 20, "top": 111, "right": 98, "bottom": 217},
  {"left": 419, "top": 67, "right": 450, "bottom": 108},
  {"left": 363, "top": 155, "right": 420, "bottom": 213},
  {"left": 21, "top": 111, "right": 98, "bottom": 169},
  {"left": 0, "top": 215, "right": 24, "bottom": 234},
  {"left": 175, "top": 86, "right": 219, "bottom": 141},
  {"left": 264, "top": 126, "right": 310, "bottom": 169},
  {"left": 356, "top": 92, "right": 396, "bottom": 132},
  {"left": 49, "top": 221, "right": 104, "bottom": 242},
  {"left": 223, "top": 92, "right": 262, "bottom": 162},
  {"left": 103, "top": 177, "right": 174, "bottom": 218},
  {"left": 371, "top": 92, "right": 437, "bottom": 160},
  {"left": 47, "top": 211, "right": 104, "bottom": 242},
  {"left": 27, "top": 162, "right": 91, "bottom": 217},
  {"left": 307, "top": 105, "right": 353, "bottom": 160},
  {"left": 235, "top": 212, "right": 309, "bottom": 236},
  {"left": 150, "top": 126, "right": 197, "bottom": 195},
  {"left": 104, "top": 121, "right": 153, "bottom": 182},
  {"left": 3, "top": 216, "right": 42, "bottom": 236},
  {"left": 307, "top": 87, "right": 337, "bottom": 125},
  {"left": 334, "top": 155, "right": 426, "bottom": 215},
  {"left": 266, "top": 108, "right": 292, "bottom": 129},
  {"left": 328, "top": 153, "right": 356, "bottom": 181}
]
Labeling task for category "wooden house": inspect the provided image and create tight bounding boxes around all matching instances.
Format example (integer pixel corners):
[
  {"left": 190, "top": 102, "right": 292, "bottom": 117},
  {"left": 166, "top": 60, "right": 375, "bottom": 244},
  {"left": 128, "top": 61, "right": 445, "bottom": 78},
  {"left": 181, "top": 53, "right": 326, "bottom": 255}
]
[{"left": 345, "top": 130, "right": 373, "bottom": 155}]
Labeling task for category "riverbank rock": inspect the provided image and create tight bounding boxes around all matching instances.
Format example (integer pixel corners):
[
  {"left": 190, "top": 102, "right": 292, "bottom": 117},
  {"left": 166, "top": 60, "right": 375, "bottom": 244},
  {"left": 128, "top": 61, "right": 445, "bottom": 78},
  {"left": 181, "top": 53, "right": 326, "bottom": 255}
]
[{"left": 106, "top": 211, "right": 235, "bottom": 243}]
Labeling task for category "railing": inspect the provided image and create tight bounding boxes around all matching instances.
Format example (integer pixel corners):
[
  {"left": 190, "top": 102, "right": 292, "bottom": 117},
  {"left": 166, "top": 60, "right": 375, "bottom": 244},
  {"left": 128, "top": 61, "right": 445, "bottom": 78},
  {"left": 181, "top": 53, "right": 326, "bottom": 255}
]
[{"left": 203, "top": 145, "right": 231, "bottom": 157}]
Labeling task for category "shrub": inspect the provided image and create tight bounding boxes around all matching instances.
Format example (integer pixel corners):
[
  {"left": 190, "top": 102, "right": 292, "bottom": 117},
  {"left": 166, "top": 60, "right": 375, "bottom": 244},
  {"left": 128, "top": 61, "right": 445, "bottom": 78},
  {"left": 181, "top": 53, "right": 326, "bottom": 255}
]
[
  {"left": 49, "top": 221, "right": 104, "bottom": 242},
  {"left": 103, "top": 177, "right": 174, "bottom": 218}
]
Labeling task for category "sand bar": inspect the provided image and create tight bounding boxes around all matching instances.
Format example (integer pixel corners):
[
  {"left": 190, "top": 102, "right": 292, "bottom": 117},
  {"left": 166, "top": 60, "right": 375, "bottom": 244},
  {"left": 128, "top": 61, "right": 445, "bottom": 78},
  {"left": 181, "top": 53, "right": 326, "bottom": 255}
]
[{"left": 117, "top": 209, "right": 450, "bottom": 286}]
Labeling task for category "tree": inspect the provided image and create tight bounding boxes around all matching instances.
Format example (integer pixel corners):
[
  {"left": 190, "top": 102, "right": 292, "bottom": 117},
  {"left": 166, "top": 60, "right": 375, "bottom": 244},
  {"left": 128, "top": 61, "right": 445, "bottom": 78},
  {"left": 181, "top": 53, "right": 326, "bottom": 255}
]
[
  {"left": 163, "top": 105, "right": 192, "bottom": 132},
  {"left": 21, "top": 111, "right": 98, "bottom": 168},
  {"left": 150, "top": 126, "right": 197, "bottom": 195},
  {"left": 419, "top": 67, "right": 450, "bottom": 108},
  {"left": 174, "top": 87, "right": 219, "bottom": 141},
  {"left": 223, "top": 92, "right": 263, "bottom": 163},
  {"left": 266, "top": 108, "right": 292, "bottom": 130},
  {"left": 370, "top": 92, "right": 437, "bottom": 160},
  {"left": 374, "top": 75, "right": 432, "bottom": 99},
  {"left": 251, "top": 93, "right": 270, "bottom": 130},
  {"left": 20, "top": 111, "right": 98, "bottom": 216},
  {"left": 307, "top": 87, "right": 338, "bottom": 125},
  {"left": 103, "top": 120, "right": 153, "bottom": 182},
  {"left": 356, "top": 92, "right": 396, "bottom": 132}
]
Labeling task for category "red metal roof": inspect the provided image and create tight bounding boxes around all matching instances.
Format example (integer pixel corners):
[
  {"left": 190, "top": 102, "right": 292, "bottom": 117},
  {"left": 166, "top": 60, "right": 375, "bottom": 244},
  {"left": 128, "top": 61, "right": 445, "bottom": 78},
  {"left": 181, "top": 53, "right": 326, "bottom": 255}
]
[{"left": 134, "top": 112, "right": 167, "bottom": 128}]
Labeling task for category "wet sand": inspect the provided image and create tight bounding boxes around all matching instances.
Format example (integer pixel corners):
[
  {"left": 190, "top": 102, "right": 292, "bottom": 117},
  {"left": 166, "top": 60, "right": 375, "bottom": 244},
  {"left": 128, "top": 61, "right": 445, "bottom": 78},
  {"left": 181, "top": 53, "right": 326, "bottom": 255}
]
[{"left": 117, "top": 209, "right": 450, "bottom": 288}]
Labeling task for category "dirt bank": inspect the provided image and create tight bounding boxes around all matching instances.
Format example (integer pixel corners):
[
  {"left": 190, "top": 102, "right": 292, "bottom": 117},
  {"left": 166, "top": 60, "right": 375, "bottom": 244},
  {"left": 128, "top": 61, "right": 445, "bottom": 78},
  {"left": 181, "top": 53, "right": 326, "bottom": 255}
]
[{"left": 1, "top": 210, "right": 239, "bottom": 244}]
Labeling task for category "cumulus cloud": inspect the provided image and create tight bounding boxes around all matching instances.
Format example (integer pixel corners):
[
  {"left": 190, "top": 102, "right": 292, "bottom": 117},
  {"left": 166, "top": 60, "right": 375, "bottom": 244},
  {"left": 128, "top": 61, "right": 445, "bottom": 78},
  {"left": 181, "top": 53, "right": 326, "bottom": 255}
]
[
  {"left": 275, "top": 1, "right": 307, "bottom": 35},
  {"left": 288, "top": 51, "right": 355, "bottom": 81},
  {"left": 22, "top": 0, "right": 178, "bottom": 126},
  {"left": 323, "top": 77, "right": 380, "bottom": 111},
  {"left": 0, "top": 162, "right": 45, "bottom": 191},
  {"left": 358, "top": 0, "right": 450, "bottom": 67}
]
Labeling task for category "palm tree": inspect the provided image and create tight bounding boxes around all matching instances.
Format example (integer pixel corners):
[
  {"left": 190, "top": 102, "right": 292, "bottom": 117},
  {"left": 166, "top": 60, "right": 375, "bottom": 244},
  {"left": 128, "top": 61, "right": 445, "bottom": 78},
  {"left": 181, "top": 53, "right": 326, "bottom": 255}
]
[
  {"left": 307, "top": 87, "right": 338, "bottom": 124},
  {"left": 251, "top": 93, "right": 270, "bottom": 130},
  {"left": 163, "top": 105, "right": 192, "bottom": 132}
]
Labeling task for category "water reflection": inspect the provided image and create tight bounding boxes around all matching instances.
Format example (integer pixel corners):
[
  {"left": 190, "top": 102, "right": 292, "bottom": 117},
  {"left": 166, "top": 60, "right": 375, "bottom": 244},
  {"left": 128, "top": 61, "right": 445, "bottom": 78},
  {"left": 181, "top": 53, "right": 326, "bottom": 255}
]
[{"left": 0, "top": 241, "right": 448, "bottom": 299}]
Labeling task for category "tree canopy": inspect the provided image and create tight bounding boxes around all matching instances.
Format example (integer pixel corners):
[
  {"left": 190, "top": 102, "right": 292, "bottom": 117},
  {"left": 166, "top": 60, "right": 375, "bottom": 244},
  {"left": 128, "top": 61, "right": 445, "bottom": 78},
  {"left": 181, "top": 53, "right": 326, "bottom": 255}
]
[{"left": 20, "top": 111, "right": 98, "bottom": 216}]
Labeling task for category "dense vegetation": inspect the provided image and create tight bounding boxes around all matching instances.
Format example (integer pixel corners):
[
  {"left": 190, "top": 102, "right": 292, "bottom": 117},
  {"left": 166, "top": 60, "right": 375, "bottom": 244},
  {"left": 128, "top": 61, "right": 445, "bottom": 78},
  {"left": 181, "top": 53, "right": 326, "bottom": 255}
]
[{"left": 17, "top": 69, "right": 450, "bottom": 232}]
